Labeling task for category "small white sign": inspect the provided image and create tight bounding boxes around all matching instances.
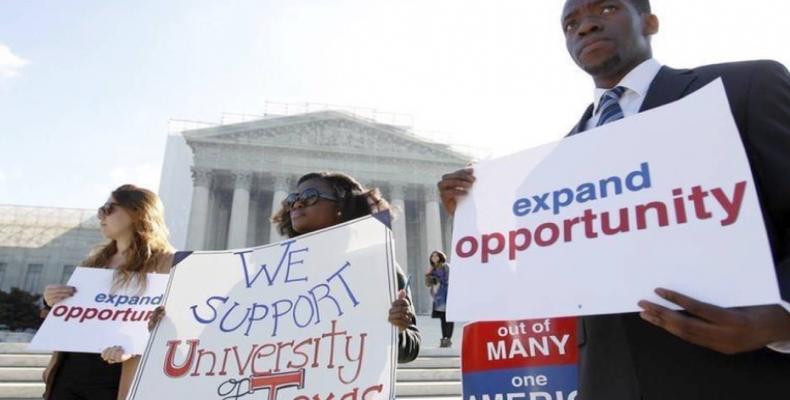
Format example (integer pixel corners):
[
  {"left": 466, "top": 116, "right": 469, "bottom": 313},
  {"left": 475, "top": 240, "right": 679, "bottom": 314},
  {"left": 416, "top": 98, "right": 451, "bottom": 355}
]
[
  {"left": 29, "top": 267, "right": 169, "bottom": 354},
  {"left": 447, "top": 80, "right": 780, "bottom": 322}
]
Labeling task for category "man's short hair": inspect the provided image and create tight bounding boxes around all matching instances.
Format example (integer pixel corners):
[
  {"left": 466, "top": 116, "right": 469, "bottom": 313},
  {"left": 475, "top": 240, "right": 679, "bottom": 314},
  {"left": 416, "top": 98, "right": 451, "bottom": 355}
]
[{"left": 628, "top": 0, "right": 651, "bottom": 14}]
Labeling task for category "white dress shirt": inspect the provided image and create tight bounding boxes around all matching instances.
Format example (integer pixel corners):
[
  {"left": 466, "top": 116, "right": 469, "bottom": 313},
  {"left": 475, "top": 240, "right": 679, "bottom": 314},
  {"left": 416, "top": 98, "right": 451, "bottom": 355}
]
[
  {"left": 584, "top": 58, "right": 790, "bottom": 353},
  {"left": 584, "top": 58, "right": 663, "bottom": 130}
]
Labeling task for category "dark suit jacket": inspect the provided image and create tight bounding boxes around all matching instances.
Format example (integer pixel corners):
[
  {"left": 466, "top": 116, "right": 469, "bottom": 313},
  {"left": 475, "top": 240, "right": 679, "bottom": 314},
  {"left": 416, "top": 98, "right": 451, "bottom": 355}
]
[{"left": 569, "top": 60, "right": 790, "bottom": 400}]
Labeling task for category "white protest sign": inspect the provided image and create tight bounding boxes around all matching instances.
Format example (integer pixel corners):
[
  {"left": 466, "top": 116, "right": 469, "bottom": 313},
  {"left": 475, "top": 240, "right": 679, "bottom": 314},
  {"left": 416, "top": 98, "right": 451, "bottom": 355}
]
[
  {"left": 29, "top": 267, "right": 169, "bottom": 354},
  {"left": 129, "top": 215, "right": 397, "bottom": 400},
  {"left": 447, "top": 80, "right": 780, "bottom": 322}
]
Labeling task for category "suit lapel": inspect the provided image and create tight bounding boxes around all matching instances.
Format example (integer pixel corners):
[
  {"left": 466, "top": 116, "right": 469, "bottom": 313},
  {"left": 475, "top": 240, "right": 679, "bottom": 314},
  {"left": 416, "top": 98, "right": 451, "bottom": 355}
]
[
  {"left": 640, "top": 66, "right": 698, "bottom": 112},
  {"left": 568, "top": 66, "right": 698, "bottom": 137},
  {"left": 568, "top": 104, "right": 594, "bottom": 136}
]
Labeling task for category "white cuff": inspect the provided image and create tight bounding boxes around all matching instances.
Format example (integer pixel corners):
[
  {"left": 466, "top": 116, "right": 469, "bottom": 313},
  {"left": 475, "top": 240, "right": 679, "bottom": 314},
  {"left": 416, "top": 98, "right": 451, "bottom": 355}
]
[{"left": 767, "top": 341, "right": 790, "bottom": 353}]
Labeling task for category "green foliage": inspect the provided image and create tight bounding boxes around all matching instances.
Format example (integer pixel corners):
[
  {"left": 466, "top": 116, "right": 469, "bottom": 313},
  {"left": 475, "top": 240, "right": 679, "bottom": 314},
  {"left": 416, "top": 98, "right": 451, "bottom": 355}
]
[{"left": 0, "top": 287, "right": 44, "bottom": 331}]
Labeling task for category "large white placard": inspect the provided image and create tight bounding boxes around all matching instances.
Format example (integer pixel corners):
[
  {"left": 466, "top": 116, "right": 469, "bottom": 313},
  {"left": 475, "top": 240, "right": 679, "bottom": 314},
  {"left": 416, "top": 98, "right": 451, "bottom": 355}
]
[
  {"left": 29, "top": 267, "right": 169, "bottom": 354},
  {"left": 129, "top": 215, "right": 397, "bottom": 400},
  {"left": 447, "top": 80, "right": 780, "bottom": 322}
]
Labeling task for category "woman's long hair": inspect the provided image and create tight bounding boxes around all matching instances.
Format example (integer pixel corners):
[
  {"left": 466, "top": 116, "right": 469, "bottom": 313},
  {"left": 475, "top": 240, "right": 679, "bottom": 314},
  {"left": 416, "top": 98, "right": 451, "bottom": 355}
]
[
  {"left": 83, "top": 184, "right": 173, "bottom": 290},
  {"left": 271, "top": 172, "right": 391, "bottom": 239},
  {"left": 429, "top": 250, "right": 447, "bottom": 268}
]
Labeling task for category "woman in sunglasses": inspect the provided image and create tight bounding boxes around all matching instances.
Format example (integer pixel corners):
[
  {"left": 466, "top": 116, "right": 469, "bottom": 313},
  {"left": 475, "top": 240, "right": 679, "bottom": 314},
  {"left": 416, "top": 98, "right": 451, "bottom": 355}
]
[
  {"left": 41, "top": 184, "right": 174, "bottom": 400},
  {"left": 271, "top": 171, "right": 421, "bottom": 363}
]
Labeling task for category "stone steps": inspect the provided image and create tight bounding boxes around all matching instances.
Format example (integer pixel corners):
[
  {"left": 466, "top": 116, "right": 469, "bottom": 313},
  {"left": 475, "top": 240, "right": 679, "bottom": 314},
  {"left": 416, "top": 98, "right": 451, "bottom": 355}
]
[
  {"left": 0, "top": 355, "right": 50, "bottom": 368},
  {"left": 397, "top": 368, "right": 461, "bottom": 382},
  {"left": 399, "top": 357, "right": 460, "bottom": 370},
  {"left": 0, "top": 343, "right": 462, "bottom": 399},
  {"left": 0, "top": 383, "right": 44, "bottom": 399},
  {"left": 396, "top": 381, "right": 462, "bottom": 397},
  {"left": 0, "top": 368, "right": 43, "bottom": 382}
]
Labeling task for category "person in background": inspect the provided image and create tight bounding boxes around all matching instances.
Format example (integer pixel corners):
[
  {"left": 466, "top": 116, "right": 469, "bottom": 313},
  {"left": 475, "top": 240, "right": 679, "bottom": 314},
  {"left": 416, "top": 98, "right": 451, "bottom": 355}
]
[
  {"left": 41, "top": 184, "right": 174, "bottom": 400},
  {"left": 425, "top": 250, "right": 453, "bottom": 348}
]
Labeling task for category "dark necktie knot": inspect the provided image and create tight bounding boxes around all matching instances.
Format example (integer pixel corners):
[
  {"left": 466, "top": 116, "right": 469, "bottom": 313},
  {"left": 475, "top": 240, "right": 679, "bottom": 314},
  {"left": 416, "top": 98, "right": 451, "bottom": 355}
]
[{"left": 596, "top": 86, "right": 627, "bottom": 127}]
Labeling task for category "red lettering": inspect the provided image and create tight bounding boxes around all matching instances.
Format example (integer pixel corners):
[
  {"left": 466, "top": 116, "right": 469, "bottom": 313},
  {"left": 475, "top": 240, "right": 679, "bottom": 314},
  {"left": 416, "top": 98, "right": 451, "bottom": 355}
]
[
  {"left": 508, "top": 229, "right": 532, "bottom": 260},
  {"left": 52, "top": 305, "right": 68, "bottom": 317},
  {"left": 535, "top": 223, "right": 560, "bottom": 246},
  {"left": 249, "top": 370, "right": 305, "bottom": 400},
  {"left": 455, "top": 236, "right": 478, "bottom": 258},
  {"left": 481, "top": 232, "right": 506, "bottom": 263},
  {"left": 163, "top": 339, "right": 199, "bottom": 378}
]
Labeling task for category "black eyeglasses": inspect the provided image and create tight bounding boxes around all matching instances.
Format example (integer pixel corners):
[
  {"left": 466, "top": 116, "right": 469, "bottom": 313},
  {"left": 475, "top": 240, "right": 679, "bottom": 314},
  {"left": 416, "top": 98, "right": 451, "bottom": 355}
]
[
  {"left": 97, "top": 202, "right": 120, "bottom": 218},
  {"left": 284, "top": 188, "right": 338, "bottom": 210}
]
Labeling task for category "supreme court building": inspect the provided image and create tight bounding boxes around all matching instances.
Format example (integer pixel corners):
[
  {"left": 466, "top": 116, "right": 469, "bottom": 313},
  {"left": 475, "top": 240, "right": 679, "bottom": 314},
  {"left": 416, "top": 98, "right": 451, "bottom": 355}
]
[{"left": 159, "top": 110, "right": 470, "bottom": 314}]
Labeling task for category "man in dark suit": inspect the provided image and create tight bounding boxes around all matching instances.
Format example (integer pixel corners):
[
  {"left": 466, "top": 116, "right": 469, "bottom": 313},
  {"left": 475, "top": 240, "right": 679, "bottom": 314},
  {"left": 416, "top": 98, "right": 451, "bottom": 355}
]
[{"left": 438, "top": 0, "right": 790, "bottom": 398}]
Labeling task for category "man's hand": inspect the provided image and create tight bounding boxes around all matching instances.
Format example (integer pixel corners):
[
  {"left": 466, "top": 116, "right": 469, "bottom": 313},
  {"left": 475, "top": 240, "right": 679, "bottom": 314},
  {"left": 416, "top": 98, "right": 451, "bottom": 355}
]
[
  {"left": 388, "top": 290, "right": 414, "bottom": 332},
  {"left": 638, "top": 288, "right": 790, "bottom": 354},
  {"left": 437, "top": 167, "right": 476, "bottom": 215}
]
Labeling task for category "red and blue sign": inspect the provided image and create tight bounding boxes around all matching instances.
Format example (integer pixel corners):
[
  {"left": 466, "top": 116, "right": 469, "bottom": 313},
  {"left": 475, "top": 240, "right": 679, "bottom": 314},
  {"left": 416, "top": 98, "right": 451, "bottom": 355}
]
[{"left": 462, "top": 317, "right": 578, "bottom": 400}]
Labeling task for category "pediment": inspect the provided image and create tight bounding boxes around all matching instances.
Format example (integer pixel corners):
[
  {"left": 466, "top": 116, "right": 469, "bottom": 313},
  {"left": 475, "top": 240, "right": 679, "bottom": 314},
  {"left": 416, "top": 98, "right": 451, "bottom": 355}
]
[{"left": 183, "top": 111, "right": 469, "bottom": 162}]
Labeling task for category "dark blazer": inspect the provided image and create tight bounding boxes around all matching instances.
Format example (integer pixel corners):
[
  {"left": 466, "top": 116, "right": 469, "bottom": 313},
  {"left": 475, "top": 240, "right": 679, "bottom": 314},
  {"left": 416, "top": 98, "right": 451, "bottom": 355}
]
[
  {"left": 396, "top": 267, "right": 421, "bottom": 363},
  {"left": 569, "top": 60, "right": 790, "bottom": 399}
]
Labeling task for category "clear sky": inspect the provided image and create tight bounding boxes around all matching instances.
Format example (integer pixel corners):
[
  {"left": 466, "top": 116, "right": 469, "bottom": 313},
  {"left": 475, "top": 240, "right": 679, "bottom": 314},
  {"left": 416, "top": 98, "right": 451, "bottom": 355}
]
[{"left": 1, "top": 0, "right": 788, "bottom": 209}]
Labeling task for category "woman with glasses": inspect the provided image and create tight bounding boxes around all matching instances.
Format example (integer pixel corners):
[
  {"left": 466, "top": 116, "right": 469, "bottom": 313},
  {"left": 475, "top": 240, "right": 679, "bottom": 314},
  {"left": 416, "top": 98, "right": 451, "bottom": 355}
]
[
  {"left": 147, "top": 172, "right": 421, "bottom": 361},
  {"left": 41, "top": 184, "right": 174, "bottom": 400},
  {"left": 271, "top": 172, "right": 421, "bottom": 362}
]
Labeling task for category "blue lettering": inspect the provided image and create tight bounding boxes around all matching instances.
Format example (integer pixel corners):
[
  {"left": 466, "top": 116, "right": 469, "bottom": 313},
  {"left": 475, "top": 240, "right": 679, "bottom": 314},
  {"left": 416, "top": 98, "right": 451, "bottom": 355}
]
[
  {"left": 326, "top": 261, "right": 360, "bottom": 307},
  {"left": 512, "top": 198, "right": 531, "bottom": 216},
  {"left": 626, "top": 162, "right": 652, "bottom": 191},
  {"left": 511, "top": 162, "right": 653, "bottom": 217},
  {"left": 219, "top": 301, "right": 250, "bottom": 333},
  {"left": 190, "top": 296, "right": 229, "bottom": 324},
  {"left": 285, "top": 247, "right": 309, "bottom": 283},
  {"left": 271, "top": 299, "right": 293, "bottom": 337}
]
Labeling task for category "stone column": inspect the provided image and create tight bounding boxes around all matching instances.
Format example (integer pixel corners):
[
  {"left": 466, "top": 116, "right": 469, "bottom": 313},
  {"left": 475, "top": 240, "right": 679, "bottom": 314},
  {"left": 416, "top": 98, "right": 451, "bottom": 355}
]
[
  {"left": 424, "top": 187, "right": 445, "bottom": 255},
  {"left": 269, "top": 175, "right": 292, "bottom": 243},
  {"left": 246, "top": 195, "right": 260, "bottom": 247},
  {"left": 214, "top": 194, "right": 231, "bottom": 250},
  {"left": 186, "top": 167, "right": 213, "bottom": 250},
  {"left": 227, "top": 171, "right": 253, "bottom": 249},
  {"left": 389, "top": 184, "right": 409, "bottom": 270}
]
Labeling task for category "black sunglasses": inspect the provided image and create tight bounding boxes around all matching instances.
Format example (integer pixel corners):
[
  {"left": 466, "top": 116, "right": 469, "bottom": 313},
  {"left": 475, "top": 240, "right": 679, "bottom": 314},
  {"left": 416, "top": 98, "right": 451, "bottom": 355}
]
[
  {"left": 284, "top": 188, "right": 338, "bottom": 210},
  {"left": 97, "top": 202, "right": 120, "bottom": 218}
]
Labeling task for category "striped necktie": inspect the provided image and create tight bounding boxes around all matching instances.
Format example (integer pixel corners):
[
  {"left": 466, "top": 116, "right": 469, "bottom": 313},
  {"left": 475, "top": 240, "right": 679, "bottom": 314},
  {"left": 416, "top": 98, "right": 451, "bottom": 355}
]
[{"left": 595, "top": 86, "right": 627, "bottom": 127}]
